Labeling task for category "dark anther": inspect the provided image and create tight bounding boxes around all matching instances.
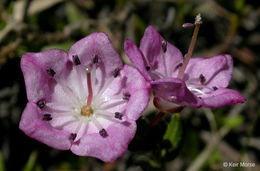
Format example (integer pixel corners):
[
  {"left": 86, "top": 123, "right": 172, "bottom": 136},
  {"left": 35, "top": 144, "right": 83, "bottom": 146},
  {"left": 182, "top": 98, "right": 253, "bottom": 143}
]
[
  {"left": 162, "top": 40, "right": 167, "bottom": 53},
  {"left": 93, "top": 54, "right": 99, "bottom": 64},
  {"left": 37, "top": 100, "right": 46, "bottom": 109},
  {"left": 176, "top": 63, "right": 183, "bottom": 68},
  {"left": 69, "top": 133, "right": 77, "bottom": 141},
  {"left": 123, "top": 93, "right": 131, "bottom": 101},
  {"left": 46, "top": 68, "right": 56, "bottom": 77},
  {"left": 146, "top": 66, "right": 150, "bottom": 71},
  {"left": 112, "top": 68, "right": 120, "bottom": 78},
  {"left": 199, "top": 74, "right": 206, "bottom": 84},
  {"left": 213, "top": 86, "right": 218, "bottom": 90},
  {"left": 42, "top": 114, "right": 52, "bottom": 121},
  {"left": 114, "top": 112, "right": 123, "bottom": 120},
  {"left": 72, "top": 55, "right": 81, "bottom": 65},
  {"left": 99, "top": 129, "right": 108, "bottom": 138}
]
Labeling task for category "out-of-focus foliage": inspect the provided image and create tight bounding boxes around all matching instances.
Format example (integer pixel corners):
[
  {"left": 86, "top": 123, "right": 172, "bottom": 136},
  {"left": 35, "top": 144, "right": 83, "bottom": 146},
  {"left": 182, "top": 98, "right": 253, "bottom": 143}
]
[{"left": 0, "top": 0, "right": 259, "bottom": 170}]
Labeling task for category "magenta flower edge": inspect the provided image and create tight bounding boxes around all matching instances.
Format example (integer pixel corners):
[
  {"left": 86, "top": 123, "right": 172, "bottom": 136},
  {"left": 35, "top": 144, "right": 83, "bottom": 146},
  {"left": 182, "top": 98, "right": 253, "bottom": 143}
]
[{"left": 20, "top": 32, "right": 150, "bottom": 162}]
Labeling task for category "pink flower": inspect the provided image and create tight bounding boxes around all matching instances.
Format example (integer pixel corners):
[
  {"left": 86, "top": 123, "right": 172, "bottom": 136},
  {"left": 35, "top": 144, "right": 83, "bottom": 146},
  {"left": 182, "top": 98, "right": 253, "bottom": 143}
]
[
  {"left": 125, "top": 26, "right": 246, "bottom": 112},
  {"left": 20, "top": 32, "right": 150, "bottom": 162}
]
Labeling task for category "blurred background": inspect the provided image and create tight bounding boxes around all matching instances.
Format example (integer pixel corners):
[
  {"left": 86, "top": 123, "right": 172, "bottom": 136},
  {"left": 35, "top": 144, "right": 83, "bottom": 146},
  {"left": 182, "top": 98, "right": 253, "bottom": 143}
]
[{"left": 0, "top": 0, "right": 259, "bottom": 170}]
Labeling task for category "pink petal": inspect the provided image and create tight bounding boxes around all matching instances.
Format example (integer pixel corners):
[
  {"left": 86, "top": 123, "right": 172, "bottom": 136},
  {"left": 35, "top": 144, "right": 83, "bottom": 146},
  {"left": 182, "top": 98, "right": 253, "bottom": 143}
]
[
  {"left": 124, "top": 39, "right": 151, "bottom": 81},
  {"left": 151, "top": 78, "right": 202, "bottom": 108},
  {"left": 19, "top": 102, "right": 72, "bottom": 150},
  {"left": 68, "top": 32, "right": 123, "bottom": 76},
  {"left": 185, "top": 55, "right": 233, "bottom": 88},
  {"left": 70, "top": 121, "right": 136, "bottom": 162},
  {"left": 140, "top": 26, "right": 183, "bottom": 77},
  {"left": 20, "top": 50, "right": 69, "bottom": 102},
  {"left": 121, "top": 65, "right": 150, "bottom": 120},
  {"left": 200, "top": 88, "right": 246, "bottom": 108}
]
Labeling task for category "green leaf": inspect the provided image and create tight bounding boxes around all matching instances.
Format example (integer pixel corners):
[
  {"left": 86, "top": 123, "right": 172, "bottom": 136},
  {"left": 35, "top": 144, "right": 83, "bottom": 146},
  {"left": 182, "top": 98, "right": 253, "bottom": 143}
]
[
  {"left": 41, "top": 42, "right": 74, "bottom": 51},
  {"left": 0, "top": 151, "right": 5, "bottom": 171},
  {"left": 23, "top": 151, "right": 38, "bottom": 171},
  {"left": 224, "top": 115, "right": 244, "bottom": 129},
  {"left": 66, "top": 2, "right": 85, "bottom": 24},
  {"left": 163, "top": 113, "right": 182, "bottom": 150}
]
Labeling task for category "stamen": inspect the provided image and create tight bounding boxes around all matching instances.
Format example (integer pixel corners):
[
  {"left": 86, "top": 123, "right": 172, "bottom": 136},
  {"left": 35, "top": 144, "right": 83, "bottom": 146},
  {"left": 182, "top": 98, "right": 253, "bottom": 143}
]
[
  {"left": 37, "top": 100, "right": 46, "bottom": 109},
  {"left": 199, "top": 74, "right": 206, "bottom": 84},
  {"left": 112, "top": 68, "right": 121, "bottom": 78},
  {"left": 162, "top": 40, "right": 167, "bottom": 53},
  {"left": 99, "top": 129, "right": 108, "bottom": 137},
  {"left": 72, "top": 55, "right": 81, "bottom": 65},
  {"left": 55, "top": 79, "right": 80, "bottom": 104},
  {"left": 100, "top": 100, "right": 127, "bottom": 110},
  {"left": 86, "top": 67, "right": 93, "bottom": 107},
  {"left": 46, "top": 68, "right": 56, "bottom": 77},
  {"left": 91, "top": 117, "right": 108, "bottom": 138},
  {"left": 92, "top": 54, "right": 99, "bottom": 64},
  {"left": 213, "top": 86, "right": 218, "bottom": 90},
  {"left": 69, "top": 133, "right": 77, "bottom": 141},
  {"left": 161, "top": 40, "right": 168, "bottom": 77},
  {"left": 123, "top": 92, "right": 131, "bottom": 101},
  {"left": 114, "top": 112, "right": 123, "bottom": 120},
  {"left": 146, "top": 66, "right": 150, "bottom": 71},
  {"left": 177, "top": 13, "right": 202, "bottom": 79},
  {"left": 42, "top": 114, "right": 52, "bottom": 121}
]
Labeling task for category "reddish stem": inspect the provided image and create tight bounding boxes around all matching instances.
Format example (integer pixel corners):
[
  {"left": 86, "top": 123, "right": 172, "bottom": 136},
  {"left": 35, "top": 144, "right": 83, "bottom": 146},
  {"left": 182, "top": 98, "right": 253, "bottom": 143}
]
[
  {"left": 86, "top": 72, "right": 93, "bottom": 107},
  {"left": 177, "top": 14, "right": 202, "bottom": 79}
]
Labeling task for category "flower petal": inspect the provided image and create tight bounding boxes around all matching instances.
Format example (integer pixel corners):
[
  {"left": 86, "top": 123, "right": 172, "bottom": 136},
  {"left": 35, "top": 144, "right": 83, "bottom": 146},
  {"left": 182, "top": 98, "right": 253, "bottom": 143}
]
[
  {"left": 151, "top": 78, "right": 202, "bottom": 108},
  {"left": 140, "top": 26, "right": 183, "bottom": 78},
  {"left": 68, "top": 32, "right": 123, "bottom": 76},
  {"left": 20, "top": 50, "right": 69, "bottom": 102},
  {"left": 70, "top": 121, "right": 136, "bottom": 162},
  {"left": 19, "top": 102, "right": 72, "bottom": 150},
  {"left": 124, "top": 39, "right": 151, "bottom": 81},
  {"left": 200, "top": 88, "right": 246, "bottom": 108},
  {"left": 121, "top": 65, "right": 150, "bottom": 120},
  {"left": 185, "top": 55, "right": 233, "bottom": 88}
]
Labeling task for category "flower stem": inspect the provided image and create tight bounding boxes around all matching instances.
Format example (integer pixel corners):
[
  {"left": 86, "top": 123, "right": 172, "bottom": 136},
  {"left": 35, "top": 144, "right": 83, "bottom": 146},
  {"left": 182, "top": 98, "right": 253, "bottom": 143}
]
[{"left": 177, "top": 14, "right": 202, "bottom": 79}]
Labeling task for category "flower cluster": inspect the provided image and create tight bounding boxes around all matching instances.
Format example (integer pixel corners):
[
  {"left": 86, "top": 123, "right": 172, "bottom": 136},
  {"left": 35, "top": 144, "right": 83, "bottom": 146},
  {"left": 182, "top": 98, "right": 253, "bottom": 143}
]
[{"left": 20, "top": 24, "right": 246, "bottom": 162}]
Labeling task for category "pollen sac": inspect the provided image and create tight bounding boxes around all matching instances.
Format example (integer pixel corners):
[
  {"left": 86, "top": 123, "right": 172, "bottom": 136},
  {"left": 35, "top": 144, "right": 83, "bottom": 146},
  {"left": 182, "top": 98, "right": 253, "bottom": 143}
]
[
  {"left": 99, "top": 129, "right": 108, "bottom": 138},
  {"left": 42, "top": 114, "right": 52, "bottom": 121},
  {"left": 72, "top": 55, "right": 81, "bottom": 65},
  {"left": 114, "top": 112, "right": 123, "bottom": 120},
  {"left": 213, "top": 86, "right": 218, "bottom": 90},
  {"left": 46, "top": 68, "right": 56, "bottom": 77},
  {"left": 123, "top": 93, "right": 131, "bottom": 101},
  {"left": 92, "top": 54, "right": 99, "bottom": 64},
  {"left": 37, "top": 100, "right": 46, "bottom": 109},
  {"left": 199, "top": 74, "right": 206, "bottom": 85},
  {"left": 112, "top": 68, "right": 120, "bottom": 78},
  {"left": 69, "top": 133, "right": 77, "bottom": 141},
  {"left": 176, "top": 63, "right": 183, "bottom": 69},
  {"left": 162, "top": 40, "right": 167, "bottom": 53},
  {"left": 146, "top": 66, "right": 150, "bottom": 71}
]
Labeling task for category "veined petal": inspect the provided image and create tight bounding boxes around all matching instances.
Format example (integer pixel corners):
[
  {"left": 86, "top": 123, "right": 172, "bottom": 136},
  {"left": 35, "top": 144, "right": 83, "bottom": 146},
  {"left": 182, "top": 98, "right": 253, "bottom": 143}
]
[
  {"left": 124, "top": 39, "right": 151, "bottom": 81},
  {"left": 120, "top": 65, "right": 150, "bottom": 120},
  {"left": 140, "top": 26, "right": 162, "bottom": 67},
  {"left": 20, "top": 50, "right": 69, "bottom": 102},
  {"left": 140, "top": 26, "right": 183, "bottom": 78},
  {"left": 68, "top": 32, "right": 123, "bottom": 76},
  {"left": 71, "top": 121, "right": 136, "bottom": 162},
  {"left": 185, "top": 55, "right": 233, "bottom": 88},
  {"left": 151, "top": 78, "right": 202, "bottom": 108},
  {"left": 19, "top": 102, "right": 72, "bottom": 150},
  {"left": 200, "top": 88, "right": 246, "bottom": 108}
]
